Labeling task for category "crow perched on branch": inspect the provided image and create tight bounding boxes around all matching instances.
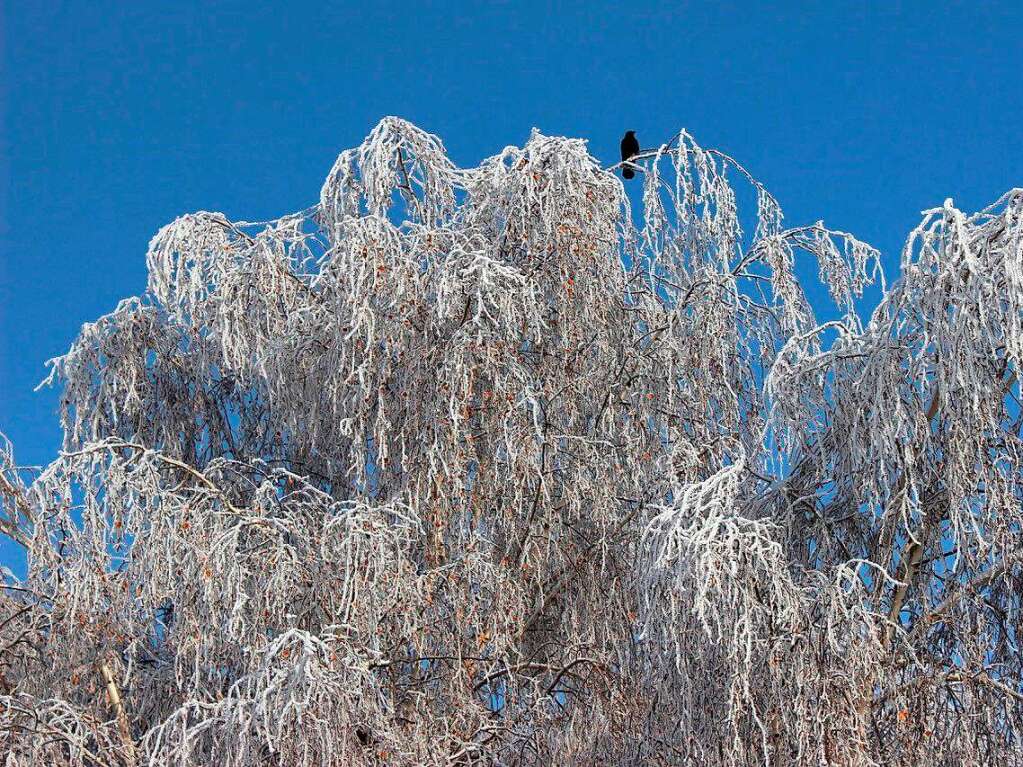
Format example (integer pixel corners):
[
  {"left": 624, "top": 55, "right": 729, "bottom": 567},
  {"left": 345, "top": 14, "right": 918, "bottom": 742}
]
[{"left": 620, "top": 131, "right": 639, "bottom": 179}]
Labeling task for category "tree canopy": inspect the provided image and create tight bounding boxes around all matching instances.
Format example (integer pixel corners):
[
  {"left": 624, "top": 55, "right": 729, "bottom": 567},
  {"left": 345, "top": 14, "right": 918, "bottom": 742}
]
[{"left": 1, "top": 117, "right": 1021, "bottom": 765}]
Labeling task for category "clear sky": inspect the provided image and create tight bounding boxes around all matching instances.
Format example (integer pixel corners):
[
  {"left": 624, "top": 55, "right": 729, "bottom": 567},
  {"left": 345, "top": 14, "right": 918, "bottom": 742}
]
[{"left": 1, "top": 2, "right": 1021, "bottom": 468}]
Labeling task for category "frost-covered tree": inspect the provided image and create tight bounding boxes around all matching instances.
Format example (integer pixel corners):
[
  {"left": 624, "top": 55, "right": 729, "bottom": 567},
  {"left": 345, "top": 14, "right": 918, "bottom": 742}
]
[{"left": 1, "top": 117, "right": 1021, "bottom": 766}]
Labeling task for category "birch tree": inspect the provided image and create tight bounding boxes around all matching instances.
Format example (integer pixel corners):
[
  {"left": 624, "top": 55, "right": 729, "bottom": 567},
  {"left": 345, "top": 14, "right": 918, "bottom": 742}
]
[{"left": 1, "top": 117, "right": 1021, "bottom": 766}]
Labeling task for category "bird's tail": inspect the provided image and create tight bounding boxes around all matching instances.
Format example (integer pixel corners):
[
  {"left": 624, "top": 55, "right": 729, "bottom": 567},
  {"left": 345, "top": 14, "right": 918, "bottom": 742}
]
[{"left": 622, "top": 166, "right": 635, "bottom": 179}]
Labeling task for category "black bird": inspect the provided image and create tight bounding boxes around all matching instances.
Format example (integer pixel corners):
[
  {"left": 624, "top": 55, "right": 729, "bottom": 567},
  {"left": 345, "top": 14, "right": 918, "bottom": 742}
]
[{"left": 620, "top": 131, "right": 640, "bottom": 179}]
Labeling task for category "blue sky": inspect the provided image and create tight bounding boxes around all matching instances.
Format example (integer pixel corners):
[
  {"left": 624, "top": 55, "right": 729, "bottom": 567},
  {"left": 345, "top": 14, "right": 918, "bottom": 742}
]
[{"left": 1, "top": 1, "right": 1021, "bottom": 471}]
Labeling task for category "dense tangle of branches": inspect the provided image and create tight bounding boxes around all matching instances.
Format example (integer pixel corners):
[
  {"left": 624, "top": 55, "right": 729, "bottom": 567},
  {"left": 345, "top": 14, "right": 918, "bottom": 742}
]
[{"left": 1, "top": 117, "right": 1021, "bottom": 765}]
